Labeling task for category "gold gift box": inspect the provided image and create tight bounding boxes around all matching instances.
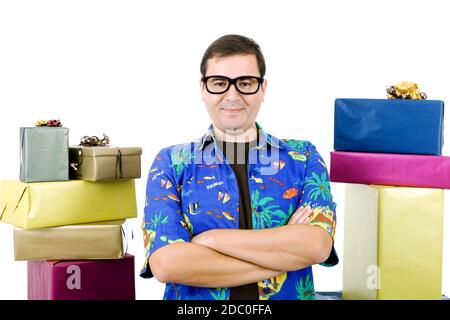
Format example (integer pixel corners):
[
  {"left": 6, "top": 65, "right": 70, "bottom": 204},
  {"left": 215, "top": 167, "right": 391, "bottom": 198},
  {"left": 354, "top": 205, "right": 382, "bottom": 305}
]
[
  {"left": 343, "top": 184, "right": 444, "bottom": 300},
  {"left": 69, "top": 146, "right": 142, "bottom": 181},
  {"left": 0, "top": 180, "right": 137, "bottom": 229},
  {"left": 14, "top": 220, "right": 127, "bottom": 260}
]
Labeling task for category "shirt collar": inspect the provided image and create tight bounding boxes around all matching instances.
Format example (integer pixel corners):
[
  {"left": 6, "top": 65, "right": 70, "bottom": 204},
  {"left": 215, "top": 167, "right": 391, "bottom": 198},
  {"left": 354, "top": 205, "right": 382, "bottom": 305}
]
[{"left": 196, "top": 122, "right": 283, "bottom": 151}]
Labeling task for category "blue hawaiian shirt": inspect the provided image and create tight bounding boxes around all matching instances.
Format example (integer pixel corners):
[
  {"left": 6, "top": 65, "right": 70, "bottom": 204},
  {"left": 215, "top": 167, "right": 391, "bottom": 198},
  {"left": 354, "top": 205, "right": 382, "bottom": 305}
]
[{"left": 140, "top": 122, "right": 338, "bottom": 300}]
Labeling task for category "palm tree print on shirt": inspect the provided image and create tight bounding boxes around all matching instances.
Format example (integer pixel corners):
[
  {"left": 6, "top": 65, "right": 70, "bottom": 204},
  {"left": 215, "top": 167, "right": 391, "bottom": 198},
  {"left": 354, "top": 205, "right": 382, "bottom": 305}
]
[
  {"left": 251, "top": 190, "right": 287, "bottom": 229},
  {"left": 210, "top": 288, "right": 228, "bottom": 300},
  {"left": 170, "top": 148, "right": 194, "bottom": 176},
  {"left": 283, "top": 139, "right": 308, "bottom": 150},
  {"left": 295, "top": 274, "right": 316, "bottom": 300},
  {"left": 304, "top": 171, "right": 332, "bottom": 201},
  {"left": 149, "top": 212, "right": 169, "bottom": 229}
]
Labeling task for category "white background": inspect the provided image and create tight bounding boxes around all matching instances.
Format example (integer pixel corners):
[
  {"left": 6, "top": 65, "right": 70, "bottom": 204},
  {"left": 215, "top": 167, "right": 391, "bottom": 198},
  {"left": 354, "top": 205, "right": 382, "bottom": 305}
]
[{"left": 0, "top": 0, "right": 449, "bottom": 299}]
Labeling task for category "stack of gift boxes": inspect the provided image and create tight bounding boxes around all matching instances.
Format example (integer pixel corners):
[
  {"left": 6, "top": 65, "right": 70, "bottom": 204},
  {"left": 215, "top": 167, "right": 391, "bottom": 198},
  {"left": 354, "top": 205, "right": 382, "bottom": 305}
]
[
  {"left": 0, "top": 122, "right": 142, "bottom": 300},
  {"left": 330, "top": 98, "right": 447, "bottom": 300}
]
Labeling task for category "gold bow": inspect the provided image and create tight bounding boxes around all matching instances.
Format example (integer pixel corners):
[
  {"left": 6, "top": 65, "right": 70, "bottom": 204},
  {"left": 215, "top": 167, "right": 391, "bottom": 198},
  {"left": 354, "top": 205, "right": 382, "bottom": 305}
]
[
  {"left": 35, "top": 119, "right": 62, "bottom": 127},
  {"left": 387, "top": 81, "right": 427, "bottom": 100}
]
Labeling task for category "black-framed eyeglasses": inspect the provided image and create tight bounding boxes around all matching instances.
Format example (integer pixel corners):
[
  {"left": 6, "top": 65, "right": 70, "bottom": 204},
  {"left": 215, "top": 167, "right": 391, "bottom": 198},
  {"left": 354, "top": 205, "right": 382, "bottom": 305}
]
[{"left": 201, "top": 75, "right": 264, "bottom": 95}]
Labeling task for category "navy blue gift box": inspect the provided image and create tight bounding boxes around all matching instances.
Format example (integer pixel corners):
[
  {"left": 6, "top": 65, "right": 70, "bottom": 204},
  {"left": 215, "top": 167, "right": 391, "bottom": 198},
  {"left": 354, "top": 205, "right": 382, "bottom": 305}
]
[{"left": 334, "top": 98, "right": 444, "bottom": 155}]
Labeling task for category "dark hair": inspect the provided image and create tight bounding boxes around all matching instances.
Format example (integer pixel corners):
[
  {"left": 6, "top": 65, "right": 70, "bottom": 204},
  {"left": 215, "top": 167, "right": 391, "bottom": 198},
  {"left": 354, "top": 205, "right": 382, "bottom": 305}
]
[{"left": 200, "top": 34, "right": 266, "bottom": 78}]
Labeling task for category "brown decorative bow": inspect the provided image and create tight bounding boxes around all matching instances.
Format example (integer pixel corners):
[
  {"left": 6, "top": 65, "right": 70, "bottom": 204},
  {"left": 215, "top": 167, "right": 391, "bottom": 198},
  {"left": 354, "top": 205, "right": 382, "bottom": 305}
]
[
  {"left": 386, "top": 81, "right": 427, "bottom": 100},
  {"left": 79, "top": 133, "right": 110, "bottom": 147}
]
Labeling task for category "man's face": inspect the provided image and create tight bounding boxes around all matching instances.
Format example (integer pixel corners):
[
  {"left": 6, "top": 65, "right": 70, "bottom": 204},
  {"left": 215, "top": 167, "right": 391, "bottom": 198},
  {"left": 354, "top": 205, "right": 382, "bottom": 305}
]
[{"left": 201, "top": 54, "right": 266, "bottom": 133}]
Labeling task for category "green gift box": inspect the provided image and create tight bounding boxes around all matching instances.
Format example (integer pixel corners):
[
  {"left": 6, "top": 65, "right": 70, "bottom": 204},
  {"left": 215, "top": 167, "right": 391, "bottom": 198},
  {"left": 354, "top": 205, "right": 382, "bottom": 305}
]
[{"left": 20, "top": 127, "right": 69, "bottom": 182}]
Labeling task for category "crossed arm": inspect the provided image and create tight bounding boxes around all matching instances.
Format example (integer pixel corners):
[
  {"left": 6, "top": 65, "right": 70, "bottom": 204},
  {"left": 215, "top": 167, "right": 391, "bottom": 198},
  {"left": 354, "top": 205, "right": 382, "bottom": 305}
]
[{"left": 149, "top": 206, "right": 333, "bottom": 287}]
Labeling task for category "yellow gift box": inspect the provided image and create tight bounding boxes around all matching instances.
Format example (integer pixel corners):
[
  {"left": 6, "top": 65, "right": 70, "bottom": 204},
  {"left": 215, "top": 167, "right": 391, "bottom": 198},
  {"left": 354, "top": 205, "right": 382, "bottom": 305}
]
[
  {"left": 343, "top": 184, "right": 444, "bottom": 300},
  {"left": 0, "top": 180, "right": 137, "bottom": 229}
]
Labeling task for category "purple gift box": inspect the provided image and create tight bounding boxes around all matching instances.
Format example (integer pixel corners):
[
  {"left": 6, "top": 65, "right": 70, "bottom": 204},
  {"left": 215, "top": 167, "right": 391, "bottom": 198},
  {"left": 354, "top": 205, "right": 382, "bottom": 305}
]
[
  {"left": 28, "top": 254, "right": 135, "bottom": 300},
  {"left": 330, "top": 151, "right": 450, "bottom": 189}
]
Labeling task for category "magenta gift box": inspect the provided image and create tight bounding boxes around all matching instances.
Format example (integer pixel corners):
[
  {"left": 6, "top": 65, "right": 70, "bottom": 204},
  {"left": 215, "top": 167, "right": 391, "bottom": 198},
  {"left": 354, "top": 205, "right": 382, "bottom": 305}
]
[
  {"left": 330, "top": 151, "right": 450, "bottom": 189},
  {"left": 28, "top": 254, "right": 135, "bottom": 300}
]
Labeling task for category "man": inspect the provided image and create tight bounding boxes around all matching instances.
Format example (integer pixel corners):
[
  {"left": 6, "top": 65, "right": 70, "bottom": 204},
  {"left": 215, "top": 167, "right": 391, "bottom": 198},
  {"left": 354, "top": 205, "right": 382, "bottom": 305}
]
[{"left": 140, "top": 34, "right": 338, "bottom": 300}]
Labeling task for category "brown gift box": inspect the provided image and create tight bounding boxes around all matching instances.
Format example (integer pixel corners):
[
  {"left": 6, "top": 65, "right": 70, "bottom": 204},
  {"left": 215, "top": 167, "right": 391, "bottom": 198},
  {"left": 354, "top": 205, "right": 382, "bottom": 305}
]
[
  {"left": 69, "top": 146, "right": 142, "bottom": 181},
  {"left": 14, "top": 220, "right": 128, "bottom": 261}
]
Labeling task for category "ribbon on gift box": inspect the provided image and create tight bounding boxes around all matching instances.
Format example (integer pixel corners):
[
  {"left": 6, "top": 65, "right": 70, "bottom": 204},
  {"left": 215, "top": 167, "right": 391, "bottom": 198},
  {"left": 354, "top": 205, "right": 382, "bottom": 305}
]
[
  {"left": 79, "top": 133, "right": 110, "bottom": 147},
  {"left": 35, "top": 119, "right": 62, "bottom": 127},
  {"left": 71, "top": 134, "right": 125, "bottom": 179},
  {"left": 116, "top": 149, "right": 123, "bottom": 179},
  {"left": 121, "top": 220, "right": 135, "bottom": 255},
  {"left": 386, "top": 81, "right": 427, "bottom": 100}
]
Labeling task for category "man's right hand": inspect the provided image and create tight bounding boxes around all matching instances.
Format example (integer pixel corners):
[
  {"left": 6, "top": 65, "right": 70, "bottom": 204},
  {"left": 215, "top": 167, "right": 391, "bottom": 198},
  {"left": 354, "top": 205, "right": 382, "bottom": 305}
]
[{"left": 288, "top": 205, "right": 313, "bottom": 225}]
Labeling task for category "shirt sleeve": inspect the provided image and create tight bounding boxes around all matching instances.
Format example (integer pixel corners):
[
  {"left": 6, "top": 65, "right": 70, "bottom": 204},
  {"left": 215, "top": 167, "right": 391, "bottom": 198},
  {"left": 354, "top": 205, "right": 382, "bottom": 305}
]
[
  {"left": 140, "top": 147, "right": 192, "bottom": 279},
  {"left": 300, "top": 142, "right": 339, "bottom": 267}
]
